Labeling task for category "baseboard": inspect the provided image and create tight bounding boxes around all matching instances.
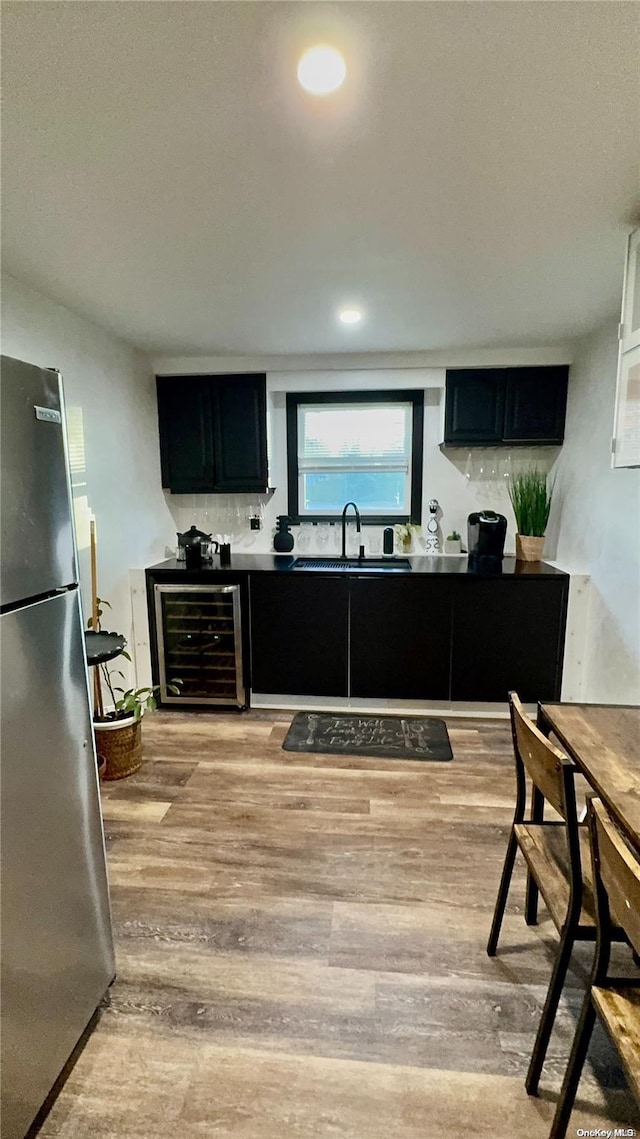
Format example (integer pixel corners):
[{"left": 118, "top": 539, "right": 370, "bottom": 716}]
[{"left": 249, "top": 692, "right": 513, "bottom": 719}]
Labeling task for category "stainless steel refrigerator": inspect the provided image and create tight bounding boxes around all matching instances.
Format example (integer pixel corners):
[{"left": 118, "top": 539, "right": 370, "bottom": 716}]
[{"left": 0, "top": 356, "right": 115, "bottom": 1139}]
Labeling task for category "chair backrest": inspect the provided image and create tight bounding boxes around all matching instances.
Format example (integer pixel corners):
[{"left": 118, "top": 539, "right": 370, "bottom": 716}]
[
  {"left": 509, "top": 692, "right": 573, "bottom": 818},
  {"left": 590, "top": 797, "right": 640, "bottom": 956}
]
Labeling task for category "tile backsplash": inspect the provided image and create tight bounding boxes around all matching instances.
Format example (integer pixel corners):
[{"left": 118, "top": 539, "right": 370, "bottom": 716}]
[{"left": 164, "top": 443, "right": 559, "bottom": 559}]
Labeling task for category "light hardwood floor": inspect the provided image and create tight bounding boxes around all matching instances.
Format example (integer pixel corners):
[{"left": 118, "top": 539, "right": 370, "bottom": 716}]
[{"left": 36, "top": 713, "right": 638, "bottom": 1138}]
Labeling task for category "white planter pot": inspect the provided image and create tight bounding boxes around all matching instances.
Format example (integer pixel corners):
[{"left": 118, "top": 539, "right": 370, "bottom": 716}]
[
  {"left": 444, "top": 539, "right": 462, "bottom": 556},
  {"left": 93, "top": 713, "right": 137, "bottom": 732}
]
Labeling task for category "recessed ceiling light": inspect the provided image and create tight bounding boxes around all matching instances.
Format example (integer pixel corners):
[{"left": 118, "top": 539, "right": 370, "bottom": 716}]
[
  {"left": 297, "top": 45, "right": 346, "bottom": 96},
  {"left": 339, "top": 308, "right": 363, "bottom": 325}
]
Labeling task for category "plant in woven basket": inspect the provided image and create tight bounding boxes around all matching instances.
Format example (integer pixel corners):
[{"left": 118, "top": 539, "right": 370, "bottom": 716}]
[
  {"left": 99, "top": 669, "right": 181, "bottom": 723},
  {"left": 89, "top": 599, "right": 180, "bottom": 780},
  {"left": 508, "top": 468, "right": 554, "bottom": 562},
  {"left": 90, "top": 599, "right": 181, "bottom": 723}
]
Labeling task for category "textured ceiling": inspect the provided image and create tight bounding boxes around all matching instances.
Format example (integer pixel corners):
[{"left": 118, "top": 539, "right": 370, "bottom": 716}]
[{"left": 2, "top": 1, "right": 639, "bottom": 355}]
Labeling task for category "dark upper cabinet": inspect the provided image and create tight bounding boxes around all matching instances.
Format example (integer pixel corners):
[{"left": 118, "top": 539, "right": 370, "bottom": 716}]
[
  {"left": 212, "top": 375, "right": 268, "bottom": 492},
  {"left": 444, "top": 366, "right": 569, "bottom": 446},
  {"left": 444, "top": 370, "right": 506, "bottom": 444},
  {"left": 503, "top": 367, "right": 568, "bottom": 443},
  {"left": 157, "top": 377, "right": 214, "bottom": 493},
  {"left": 349, "top": 577, "right": 452, "bottom": 699},
  {"left": 157, "top": 373, "right": 268, "bottom": 493}
]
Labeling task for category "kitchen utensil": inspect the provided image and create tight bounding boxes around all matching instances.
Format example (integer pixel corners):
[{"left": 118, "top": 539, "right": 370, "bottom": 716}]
[
  {"left": 177, "top": 525, "right": 213, "bottom": 562},
  {"left": 185, "top": 543, "right": 202, "bottom": 570},
  {"left": 273, "top": 516, "right": 294, "bottom": 553},
  {"left": 424, "top": 499, "right": 441, "bottom": 554}
]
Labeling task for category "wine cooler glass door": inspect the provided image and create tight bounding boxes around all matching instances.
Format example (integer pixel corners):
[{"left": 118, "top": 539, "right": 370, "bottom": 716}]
[{"left": 154, "top": 584, "right": 245, "bottom": 706}]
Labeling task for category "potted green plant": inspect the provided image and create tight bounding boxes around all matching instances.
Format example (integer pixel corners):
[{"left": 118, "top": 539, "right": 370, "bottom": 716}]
[
  {"left": 445, "top": 530, "right": 462, "bottom": 555},
  {"left": 394, "top": 522, "right": 421, "bottom": 553},
  {"left": 508, "top": 468, "right": 553, "bottom": 562},
  {"left": 90, "top": 599, "right": 180, "bottom": 780}
]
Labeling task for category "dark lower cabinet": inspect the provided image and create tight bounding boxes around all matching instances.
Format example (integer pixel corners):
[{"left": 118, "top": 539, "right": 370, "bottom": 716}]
[
  {"left": 349, "top": 577, "right": 452, "bottom": 699},
  {"left": 450, "top": 577, "right": 568, "bottom": 702},
  {"left": 150, "top": 566, "right": 569, "bottom": 706},
  {"left": 250, "top": 571, "right": 567, "bottom": 702},
  {"left": 249, "top": 575, "right": 348, "bottom": 697}
]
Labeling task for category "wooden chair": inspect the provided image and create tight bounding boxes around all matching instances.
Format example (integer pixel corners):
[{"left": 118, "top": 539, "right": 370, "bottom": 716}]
[
  {"left": 487, "top": 692, "right": 599, "bottom": 1095},
  {"left": 549, "top": 797, "right": 640, "bottom": 1139}
]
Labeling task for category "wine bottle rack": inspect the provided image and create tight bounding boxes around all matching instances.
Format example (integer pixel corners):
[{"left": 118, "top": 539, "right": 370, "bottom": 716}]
[{"left": 154, "top": 585, "right": 245, "bottom": 707}]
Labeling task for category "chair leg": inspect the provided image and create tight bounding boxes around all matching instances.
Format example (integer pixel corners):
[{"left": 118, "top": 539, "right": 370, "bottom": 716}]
[
  {"left": 525, "top": 924, "right": 575, "bottom": 1096},
  {"left": 549, "top": 995, "right": 596, "bottom": 1139},
  {"left": 525, "top": 872, "right": 539, "bottom": 925},
  {"left": 487, "top": 828, "right": 518, "bottom": 957},
  {"left": 526, "top": 785, "right": 544, "bottom": 925}
]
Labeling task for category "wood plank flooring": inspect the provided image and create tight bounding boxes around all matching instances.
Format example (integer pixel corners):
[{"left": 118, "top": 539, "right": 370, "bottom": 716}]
[{"left": 36, "top": 712, "right": 638, "bottom": 1138}]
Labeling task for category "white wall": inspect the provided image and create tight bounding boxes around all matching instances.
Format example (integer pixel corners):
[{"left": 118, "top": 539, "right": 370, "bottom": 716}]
[
  {"left": 1, "top": 273, "right": 175, "bottom": 684},
  {"left": 158, "top": 364, "right": 564, "bottom": 557},
  {"left": 548, "top": 320, "right": 640, "bottom": 703},
  {"left": 6, "top": 273, "right": 635, "bottom": 704}
]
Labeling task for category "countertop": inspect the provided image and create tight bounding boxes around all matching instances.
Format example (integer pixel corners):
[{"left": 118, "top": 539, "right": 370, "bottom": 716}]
[{"left": 146, "top": 555, "right": 568, "bottom": 578}]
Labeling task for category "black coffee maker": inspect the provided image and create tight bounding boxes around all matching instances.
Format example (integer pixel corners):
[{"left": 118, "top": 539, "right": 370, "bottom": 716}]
[{"left": 467, "top": 511, "right": 507, "bottom": 572}]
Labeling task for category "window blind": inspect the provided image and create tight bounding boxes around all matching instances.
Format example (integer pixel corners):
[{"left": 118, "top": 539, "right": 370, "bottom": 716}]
[{"left": 297, "top": 403, "right": 412, "bottom": 470}]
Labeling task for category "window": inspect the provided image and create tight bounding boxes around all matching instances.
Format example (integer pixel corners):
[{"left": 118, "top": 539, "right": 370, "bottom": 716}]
[{"left": 286, "top": 390, "right": 423, "bottom": 522}]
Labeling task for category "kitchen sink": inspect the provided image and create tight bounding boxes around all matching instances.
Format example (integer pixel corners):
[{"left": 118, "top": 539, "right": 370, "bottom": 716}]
[{"left": 291, "top": 556, "right": 412, "bottom": 571}]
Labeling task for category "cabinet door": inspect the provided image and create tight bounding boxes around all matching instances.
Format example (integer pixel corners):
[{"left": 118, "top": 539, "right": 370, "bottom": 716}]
[
  {"left": 157, "top": 377, "right": 214, "bottom": 492},
  {"left": 503, "top": 367, "right": 568, "bottom": 443},
  {"left": 451, "top": 577, "right": 568, "bottom": 702},
  {"left": 612, "top": 344, "right": 640, "bottom": 468},
  {"left": 212, "top": 374, "right": 268, "bottom": 492},
  {"left": 349, "top": 577, "right": 452, "bottom": 699},
  {"left": 444, "top": 370, "right": 506, "bottom": 444},
  {"left": 249, "top": 575, "right": 348, "bottom": 696},
  {"left": 621, "top": 226, "right": 640, "bottom": 354}
]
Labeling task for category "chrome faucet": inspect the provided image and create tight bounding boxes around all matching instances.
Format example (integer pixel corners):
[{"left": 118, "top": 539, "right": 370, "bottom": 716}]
[{"left": 341, "top": 501, "right": 365, "bottom": 560}]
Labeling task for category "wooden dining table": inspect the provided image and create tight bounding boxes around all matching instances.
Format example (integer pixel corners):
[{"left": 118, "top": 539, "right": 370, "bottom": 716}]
[{"left": 538, "top": 702, "right": 640, "bottom": 848}]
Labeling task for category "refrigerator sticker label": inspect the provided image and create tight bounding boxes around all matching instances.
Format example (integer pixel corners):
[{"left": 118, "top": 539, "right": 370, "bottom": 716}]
[{"left": 34, "top": 405, "right": 62, "bottom": 423}]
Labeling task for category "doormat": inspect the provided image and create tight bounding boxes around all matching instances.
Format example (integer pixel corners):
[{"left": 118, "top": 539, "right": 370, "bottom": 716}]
[{"left": 282, "top": 713, "right": 453, "bottom": 761}]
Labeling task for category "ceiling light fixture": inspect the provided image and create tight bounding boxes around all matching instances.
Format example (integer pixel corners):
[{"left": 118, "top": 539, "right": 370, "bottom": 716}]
[
  {"left": 297, "top": 45, "right": 346, "bottom": 95},
  {"left": 339, "top": 308, "right": 363, "bottom": 325}
]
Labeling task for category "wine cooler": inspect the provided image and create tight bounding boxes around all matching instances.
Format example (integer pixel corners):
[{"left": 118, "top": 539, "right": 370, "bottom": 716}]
[{"left": 154, "top": 584, "right": 245, "bottom": 707}]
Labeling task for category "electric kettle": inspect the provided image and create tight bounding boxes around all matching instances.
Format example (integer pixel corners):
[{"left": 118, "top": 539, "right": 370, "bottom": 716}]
[{"left": 177, "top": 525, "right": 213, "bottom": 563}]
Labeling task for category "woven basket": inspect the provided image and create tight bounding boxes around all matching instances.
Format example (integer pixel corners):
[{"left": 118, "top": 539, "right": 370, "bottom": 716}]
[
  {"left": 515, "top": 534, "right": 545, "bottom": 562},
  {"left": 94, "top": 715, "right": 143, "bottom": 781}
]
